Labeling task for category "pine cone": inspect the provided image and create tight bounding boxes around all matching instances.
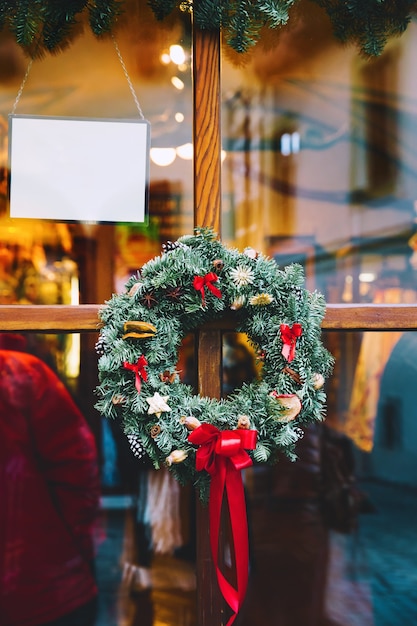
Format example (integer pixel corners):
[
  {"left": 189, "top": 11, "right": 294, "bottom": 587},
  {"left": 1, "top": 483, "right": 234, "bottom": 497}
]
[
  {"left": 95, "top": 335, "right": 106, "bottom": 356},
  {"left": 294, "top": 286, "right": 304, "bottom": 302},
  {"left": 126, "top": 434, "right": 148, "bottom": 462},
  {"left": 162, "top": 240, "right": 179, "bottom": 253},
  {"left": 162, "top": 240, "right": 187, "bottom": 253}
]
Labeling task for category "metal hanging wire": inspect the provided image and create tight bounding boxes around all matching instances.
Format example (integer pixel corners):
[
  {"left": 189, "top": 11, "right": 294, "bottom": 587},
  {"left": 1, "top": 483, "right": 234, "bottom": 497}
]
[
  {"left": 111, "top": 34, "right": 145, "bottom": 120},
  {"left": 11, "top": 36, "right": 146, "bottom": 120},
  {"left": 11, "top": 59, "right": 33, "bottom": 115}
]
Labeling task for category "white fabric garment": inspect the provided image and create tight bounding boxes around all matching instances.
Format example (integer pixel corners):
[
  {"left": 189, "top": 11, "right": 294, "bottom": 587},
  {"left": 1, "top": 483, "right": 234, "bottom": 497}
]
[{"left": 147, "top": 467, "right": 183, "bottom": 555}]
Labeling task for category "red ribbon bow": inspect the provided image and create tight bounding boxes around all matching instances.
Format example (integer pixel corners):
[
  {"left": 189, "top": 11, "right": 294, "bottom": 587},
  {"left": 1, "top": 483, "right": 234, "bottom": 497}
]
[
  {"left": 188, "top": 423, "right": 257, "bottom": 626},
  {"left": 193, "top": 272, "right": 222, "bottom": 304},
  {"left": 280, "top": 323, "right": 302, "bottom": 362},
  {"left": 123, "top": 355, "right": 148, "bottom": 393}
]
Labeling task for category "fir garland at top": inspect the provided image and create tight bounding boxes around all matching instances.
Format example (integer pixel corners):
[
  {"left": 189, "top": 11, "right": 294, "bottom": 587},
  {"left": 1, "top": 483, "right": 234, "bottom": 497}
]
[
  {"left": 95, "top": 228, "right": 334, "bottom": 502},
  {"left": 1, "top": 0, "right": 416, "bottom": 57}
]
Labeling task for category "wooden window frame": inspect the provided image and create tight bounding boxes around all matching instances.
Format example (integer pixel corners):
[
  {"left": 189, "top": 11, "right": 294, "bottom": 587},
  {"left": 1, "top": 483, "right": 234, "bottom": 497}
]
[{"left": 1, "top": 27, "right": 416, "bottom": 626}]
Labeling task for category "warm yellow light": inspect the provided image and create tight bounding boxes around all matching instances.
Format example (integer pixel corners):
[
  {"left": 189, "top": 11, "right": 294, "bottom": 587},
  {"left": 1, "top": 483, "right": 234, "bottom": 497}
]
[
  {"left": 160, "top": 52, "right": 171, "bottom": 65},
  {"left": 70, "top": 274, "right": 79, "bottom": 305},
  {"left": 359, "top": 272, "right": 376, "bottom": 283},
  {"left": 176, "top": 143, "right": 193, "bottom": 160},
  {"left": 150, "top": 147, "right": 176, "bottom": 167},
  {"left": 169, "top": 44, "right": 186, "bottom": 65},
  {"left": 65, "top": 275, "right": 80, "bottom": 379},
  {"left": 171, "top": 76, "right": 185, "bottom": 90}
]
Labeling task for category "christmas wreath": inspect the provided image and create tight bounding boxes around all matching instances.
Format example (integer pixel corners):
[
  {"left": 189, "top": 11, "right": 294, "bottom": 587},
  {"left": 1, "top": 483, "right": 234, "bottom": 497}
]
[{"left": 95, "top": 228, "right": 334, "bottom": 502}]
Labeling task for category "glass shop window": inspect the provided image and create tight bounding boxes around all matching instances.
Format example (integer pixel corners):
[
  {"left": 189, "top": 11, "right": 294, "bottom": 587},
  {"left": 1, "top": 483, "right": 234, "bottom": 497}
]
[
  {"left": 220, "top": 6, "right": 417, "bottom": 626},
  {"left": 0, "top": 18, "right": 196, "bottom": 625},
  {"left": 0, "top": 4, "right": 193, "bottom": 403}
]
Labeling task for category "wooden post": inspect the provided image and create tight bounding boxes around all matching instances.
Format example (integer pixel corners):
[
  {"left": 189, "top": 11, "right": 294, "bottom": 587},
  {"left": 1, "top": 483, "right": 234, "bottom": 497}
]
[
  {"left": 195, "top": 328, "right": 229, "bottom": 625},
  {"left": 192, "top": 13, "right": 226, "bottom": 623},
  {"left": 193, "top": 26, "right": 221, "bottom": 233}
]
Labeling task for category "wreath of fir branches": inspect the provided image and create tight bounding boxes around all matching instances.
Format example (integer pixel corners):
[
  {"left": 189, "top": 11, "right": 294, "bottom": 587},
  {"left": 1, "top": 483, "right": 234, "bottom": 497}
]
[
  {"left": 95, "top": 228, "right": 334, "bottom": 501},
  {"left": 0, "top": 0, "right": 415, "bottom": 57}
]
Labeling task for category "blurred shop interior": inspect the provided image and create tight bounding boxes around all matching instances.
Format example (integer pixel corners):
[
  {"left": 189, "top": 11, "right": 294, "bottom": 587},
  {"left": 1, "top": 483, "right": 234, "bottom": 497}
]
[{"left": 1, "top": 0, "right": 417, "bottom": 624}]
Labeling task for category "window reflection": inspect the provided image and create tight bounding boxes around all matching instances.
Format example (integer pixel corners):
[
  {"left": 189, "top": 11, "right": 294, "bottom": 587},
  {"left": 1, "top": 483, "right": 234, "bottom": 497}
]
[
  {"left": 0, "top": 11, "right": 196, "bottom": 622},
  {"left": 221, "top": 11, "right": 417, "bottom": 306},
  {"left": 221, "top": 6, "right": 417, "bottom": 626}
]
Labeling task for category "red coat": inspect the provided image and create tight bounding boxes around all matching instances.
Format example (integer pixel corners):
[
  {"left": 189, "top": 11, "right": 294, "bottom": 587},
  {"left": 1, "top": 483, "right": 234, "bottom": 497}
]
[{"left": 0, "top": 349, "right": 100, "bottom": 626}]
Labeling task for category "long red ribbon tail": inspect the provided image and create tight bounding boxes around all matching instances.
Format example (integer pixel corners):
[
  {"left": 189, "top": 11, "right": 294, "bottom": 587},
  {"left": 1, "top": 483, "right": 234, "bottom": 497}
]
[
  {"left": 189, "top": 425, "right": 255, "bottom": 624},
  {"left": 209, "top": 459, "right": 250, "bottom": 625}
]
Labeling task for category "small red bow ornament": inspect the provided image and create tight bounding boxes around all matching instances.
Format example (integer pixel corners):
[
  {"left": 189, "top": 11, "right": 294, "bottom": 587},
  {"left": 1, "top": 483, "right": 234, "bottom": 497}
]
[
  {"left": 280, "top": 323, "right": 302, "bottom": 362},
  {"left": 193, "top": 272, "right": 222, "bottom": 304},
  {"left": 123, "top": 355, "right": 148, "bottom": 393}
]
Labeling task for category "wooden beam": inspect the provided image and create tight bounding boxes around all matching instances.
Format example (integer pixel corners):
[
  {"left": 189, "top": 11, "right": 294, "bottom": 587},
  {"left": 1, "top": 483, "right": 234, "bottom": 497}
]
[
  {"left": 323, "top": 303, "right": 417, "bottom": 331},
  {"left": 0, "top": 303, "right": 417, "bottom": 332},
  {"left": 0, "top": 305, "right": 102, "bottom": 332}
]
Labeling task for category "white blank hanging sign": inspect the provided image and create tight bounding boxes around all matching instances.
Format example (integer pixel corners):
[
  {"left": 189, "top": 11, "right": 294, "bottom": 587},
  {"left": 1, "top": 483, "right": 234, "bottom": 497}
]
[{"left": 8, "top": 114, "right": 150, "bottom": 223}]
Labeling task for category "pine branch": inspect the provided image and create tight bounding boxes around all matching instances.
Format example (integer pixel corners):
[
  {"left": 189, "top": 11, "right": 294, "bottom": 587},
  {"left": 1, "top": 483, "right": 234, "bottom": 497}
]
[
  {"left": 9, "top": 0, "right": 43, "bottom": 48},
  {"left": 313, "top": 0, "right": 417, "bottom": 56},
  {"left": 41, "top": 0, "right": 87, "bottom": 53},
  {"left": 1, "top": 0, "right": 416, "bottom": 60},
  {"left": 0, "top": 1, "right": 15, "bottom": 31},
  {"left": 88, "top": 0, "right": 124, "bottom": 36},
  {"left": 147, "top": 0, "right": 178, "bottom": 21}
]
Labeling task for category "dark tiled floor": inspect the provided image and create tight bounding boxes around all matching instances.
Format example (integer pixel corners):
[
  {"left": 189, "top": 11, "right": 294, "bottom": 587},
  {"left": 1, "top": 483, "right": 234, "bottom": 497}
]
[
  {"left": 357, "top": 482, "right": 417, "bottom": 626},
  {"left": 95, "top": 479, "right": 417, "bottom": 626}
]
